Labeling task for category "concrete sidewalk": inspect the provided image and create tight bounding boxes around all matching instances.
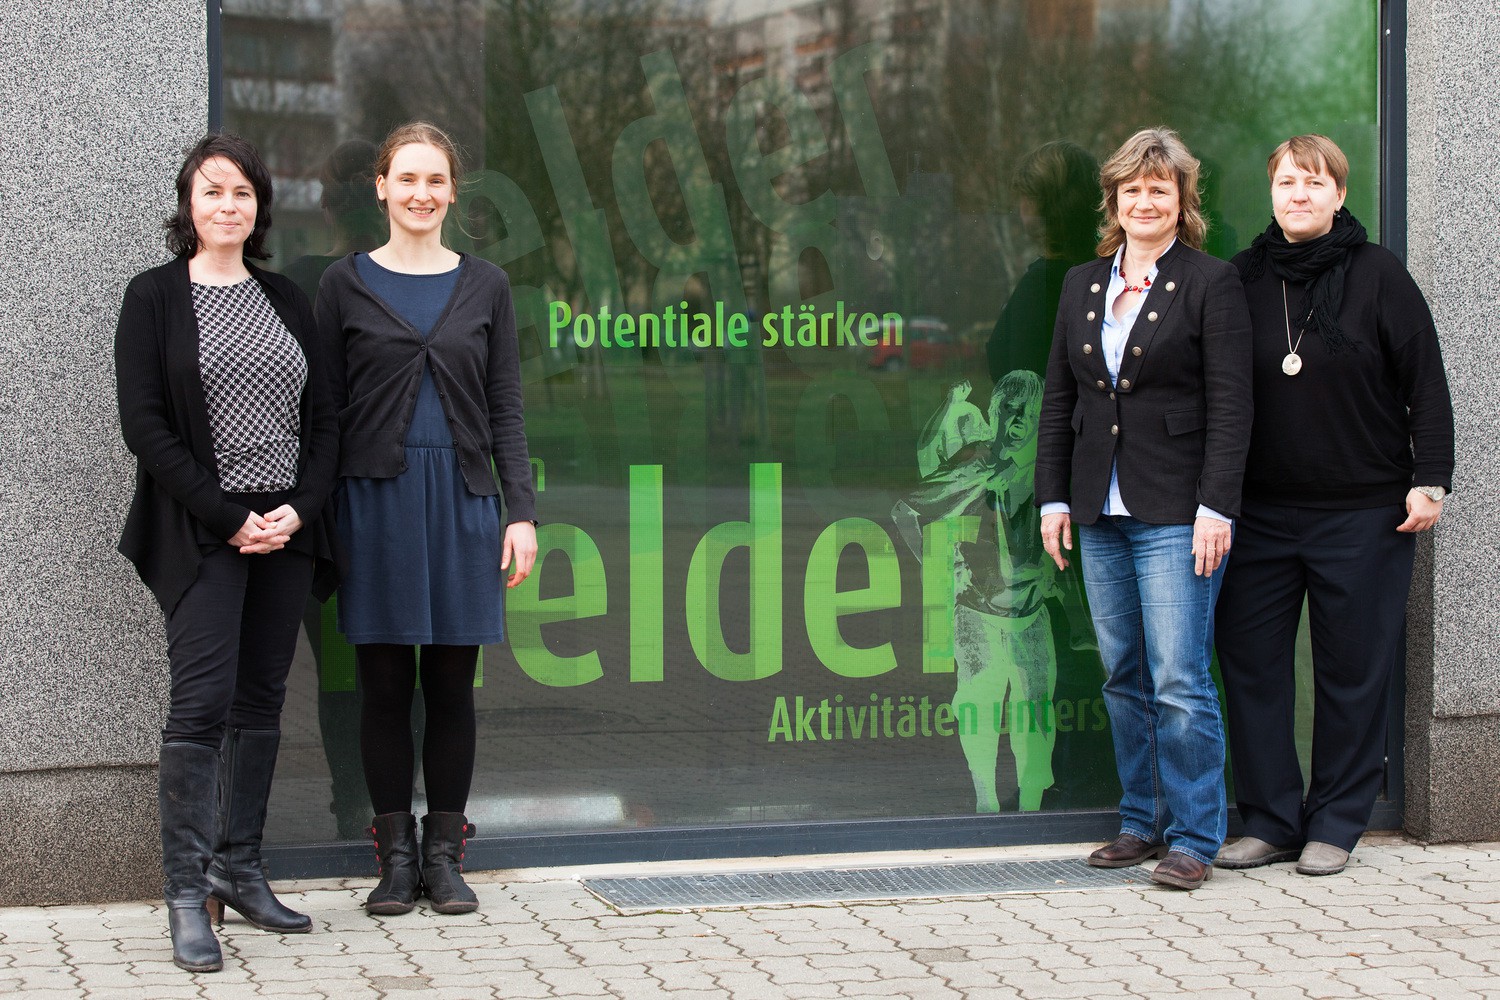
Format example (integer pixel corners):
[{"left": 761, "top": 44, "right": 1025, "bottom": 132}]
[{"left": 1, "top": 835, "right": 1496, "bottom": 1000}]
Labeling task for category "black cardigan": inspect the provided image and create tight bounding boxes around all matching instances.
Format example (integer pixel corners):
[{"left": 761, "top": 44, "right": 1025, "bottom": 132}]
[
  {"left": 115, "top": 256, "right": 340, "bottom": 612},
  {"left": 315, "top": 253, "right": 536, "bottom": 523},
  {"left": 1233, "top": 242, "right": 1454, "bottom": 507}
]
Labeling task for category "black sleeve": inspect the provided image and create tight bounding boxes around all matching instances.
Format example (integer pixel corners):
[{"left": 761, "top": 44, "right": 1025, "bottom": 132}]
[
  {"left": 281, "top": 281, "right": 339, "bottom": 522},
  {"left": 1034, "top": 275, "right": 1078, "bottom": 508},
  {"left": 114, "top": 276, "right": 249, "bottom": 541},
  {"left": 315, "top": 265, "right": 350, "bottom": 414},
  {"left": 484, "top": 272, "right": 537, "bottom": 523},
  {"left": 1195, "top": 260, "right": 1254, "bottom": 518},
  {"left": 1379, "top": 259, "right": 1455, "bottom": 491}
]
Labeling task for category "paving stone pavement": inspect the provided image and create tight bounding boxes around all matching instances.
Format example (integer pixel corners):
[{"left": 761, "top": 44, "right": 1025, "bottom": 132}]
[{"left": 1, "top": 836, "right": 1497, "bottom": 1000}]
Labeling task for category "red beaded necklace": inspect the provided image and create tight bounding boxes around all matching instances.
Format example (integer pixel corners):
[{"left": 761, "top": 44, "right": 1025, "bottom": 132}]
[{"left": 1119, "top": 268, "right": 1152, "bottom": 295}]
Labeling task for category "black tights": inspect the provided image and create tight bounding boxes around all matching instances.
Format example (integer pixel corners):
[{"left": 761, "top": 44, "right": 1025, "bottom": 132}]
[{"left": 357, "top": 643, "right": 477, "bottom": 815}]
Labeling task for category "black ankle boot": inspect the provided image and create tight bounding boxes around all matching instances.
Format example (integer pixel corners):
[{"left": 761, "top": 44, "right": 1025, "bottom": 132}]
[
  {"left": 420, "top": 812, "right": 478, "bottom": 914},
  {"left": 367, "top": 812, "right": 421, "bottom": 915},
  {"left": 159, "top": 742, "right": 223, "bottom": 972},
  {"left": 207, "top": 728, "right": 311, "bottom": 933}
]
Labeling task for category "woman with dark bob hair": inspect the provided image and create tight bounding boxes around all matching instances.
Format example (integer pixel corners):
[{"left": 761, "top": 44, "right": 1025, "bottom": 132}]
[
  {"left": 1035, "top": 127, "right": 1252, "bottom": 890},
  {"left": 115, "top": 133, "right": 339, "bottom": 970}
]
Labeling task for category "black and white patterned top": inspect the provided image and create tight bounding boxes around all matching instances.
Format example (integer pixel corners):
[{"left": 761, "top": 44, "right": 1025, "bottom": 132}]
[{"left": 192, "top": 278, "right": 307, "bottom": 492}]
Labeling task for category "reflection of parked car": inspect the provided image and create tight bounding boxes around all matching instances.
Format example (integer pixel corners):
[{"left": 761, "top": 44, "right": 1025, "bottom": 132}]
[{"left": 868, "top": 316, "right": 973, "bottom": 372}]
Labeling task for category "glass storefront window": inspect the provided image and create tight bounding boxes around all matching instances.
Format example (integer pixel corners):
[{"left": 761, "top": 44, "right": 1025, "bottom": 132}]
[{"left": 221, "top": 0, "right": 1382, "bottom": 846}]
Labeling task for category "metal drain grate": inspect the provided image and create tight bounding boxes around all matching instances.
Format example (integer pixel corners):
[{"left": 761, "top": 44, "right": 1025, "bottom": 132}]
[{"left": 583, "top": 858, "right": 1149, "bottom": 911}]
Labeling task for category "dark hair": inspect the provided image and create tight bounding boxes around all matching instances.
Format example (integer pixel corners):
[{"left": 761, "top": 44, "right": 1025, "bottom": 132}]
[
  {"left": 164, "top": 133, "right": 274, "bottom": 259},
  {"left": 1012, "top": 140, "right": 1100, "bottom": 263},
  {"left": 320, "top": 139, "right": 378, "bottom": 215}
]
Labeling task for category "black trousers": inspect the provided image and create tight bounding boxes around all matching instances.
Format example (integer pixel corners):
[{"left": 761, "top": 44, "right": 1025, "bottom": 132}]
[
  {"left": 163, "top": 546, "right": 314, "bottom": 748},
  {"left": 1215, "top": 500, "right": 1414, "bottom": 852}
]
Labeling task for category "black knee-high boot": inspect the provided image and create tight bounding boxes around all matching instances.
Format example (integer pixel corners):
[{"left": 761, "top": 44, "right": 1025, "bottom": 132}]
[
  {"left": 207, "top": 728, "right": 312, "bottom": 933},
  {"left": 159, "top": 742, "right": 223, "bottom": 972}
]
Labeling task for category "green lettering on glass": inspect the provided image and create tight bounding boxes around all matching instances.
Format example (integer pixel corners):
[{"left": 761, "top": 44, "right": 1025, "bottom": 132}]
[
  {"left": 464, "top": 169, "right": 545, "bottom": 265},
  {"left": 726, "top": 77, "right": 834, "bottom": 231},
  {"left": 523, "top": 85, "right": 626, "bottom": 311},
  {"left": 920, "top": 516, "right": 979, "bottom": 674},
  {"left": 612, "top": 50, "right": 745, "bottom": 312},
  {"left": 804, "top": 518, "right": 899, "bottom": 678},
  {"left": 829, "top": 42, "right": 898, "bottom": 199},
  {"left": 686, "top": 463, "right": 783, "bottom": 681},
  {"left": 527, "top": 83, "right": 655, "bottom": 470},
  {"left": 630, "top": 464, "right": 664, "bottom": 682},
  {"left": 509, "top": 524, "right": 607, "bottom": 687},
  {"left": 767, "top": 226, "right": 843, "bottom": 368}
]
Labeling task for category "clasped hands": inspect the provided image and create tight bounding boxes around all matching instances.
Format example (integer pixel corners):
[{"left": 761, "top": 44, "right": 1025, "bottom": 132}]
[{"left": 228, "top": 505, "right": 302, "bottom": 554}]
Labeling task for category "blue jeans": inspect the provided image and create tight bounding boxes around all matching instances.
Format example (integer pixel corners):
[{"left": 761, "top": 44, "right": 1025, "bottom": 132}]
[{"left": 1078, "top": 516, "right": 1227, "bottom": 864}]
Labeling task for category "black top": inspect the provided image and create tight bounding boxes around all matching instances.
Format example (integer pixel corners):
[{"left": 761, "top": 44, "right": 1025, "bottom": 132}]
[
  {"left": 115, "top": 256, "right": 340, "bottom": 612},
  {"left": 1036, "top": 241, "right": 1254, "bottom": 524},
  {"left": 1232, "top": 242, "right": 1454, "bottom": 508},
  {"left": 316, "top": 252, "right": 537, "bottom": 524}
]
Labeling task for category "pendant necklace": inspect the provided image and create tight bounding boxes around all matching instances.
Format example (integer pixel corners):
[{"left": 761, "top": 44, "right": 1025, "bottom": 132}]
[{"left": 1281, "top": 280, "right": 1304, "bottom": 376}]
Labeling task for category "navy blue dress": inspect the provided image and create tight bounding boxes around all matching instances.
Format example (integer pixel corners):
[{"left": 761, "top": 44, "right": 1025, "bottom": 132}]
[{"left": 336, "top": 255, "right": 504, "bottom": 645}]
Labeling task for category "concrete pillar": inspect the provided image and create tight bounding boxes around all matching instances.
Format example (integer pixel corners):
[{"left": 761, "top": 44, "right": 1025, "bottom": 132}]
[
  {"left": 1402, "top": 0, "right": 1500, "bottom": 842},
  {"left": 0, "top": 2, "right": 206, "bottom": 904}
]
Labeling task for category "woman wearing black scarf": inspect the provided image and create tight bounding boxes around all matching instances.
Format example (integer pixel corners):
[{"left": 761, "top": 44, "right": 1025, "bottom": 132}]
[{"left": 1214, "top": 135, "right": 1454, "bottom": 877}]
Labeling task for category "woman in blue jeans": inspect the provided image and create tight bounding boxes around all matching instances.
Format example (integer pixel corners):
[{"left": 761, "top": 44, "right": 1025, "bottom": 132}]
[{"left": 1035, "top": 128, "right": 1253, "bottom": 890}]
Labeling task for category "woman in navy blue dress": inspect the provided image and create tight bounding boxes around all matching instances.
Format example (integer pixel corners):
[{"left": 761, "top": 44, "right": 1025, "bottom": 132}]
[{"left": 317, "top": 121, "right": 537, "bottom": 916}]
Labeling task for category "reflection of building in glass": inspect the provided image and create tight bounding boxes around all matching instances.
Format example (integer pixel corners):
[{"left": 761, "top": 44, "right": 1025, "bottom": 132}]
[
  {"left": 223, "top": 1, "right": 340, "bottom": 259},
  {"left": 710, "top": 0, "right": 946, "bottom": 115},
  {"left": 333, "top": 0, "right": 484, "bottom": 153},
  {"left": 225, "top": 0, "right": 488, "bottom": 260}
]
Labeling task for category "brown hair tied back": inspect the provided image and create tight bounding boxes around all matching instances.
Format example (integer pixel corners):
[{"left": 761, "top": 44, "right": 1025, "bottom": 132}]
[{"left": 373, "top": 121, "right": 466, "bottom": 217}]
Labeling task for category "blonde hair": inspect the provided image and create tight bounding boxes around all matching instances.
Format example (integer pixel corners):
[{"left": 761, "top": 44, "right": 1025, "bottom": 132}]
[
  {"left": 1267, "top": 134, "right": 1349, "bottom": 191},
  {"left": 1096, "top": 127, "right": 1206, "bottom": 256},
  {"left": 373, "top": 121, "right": 465, "bottom": 216}
]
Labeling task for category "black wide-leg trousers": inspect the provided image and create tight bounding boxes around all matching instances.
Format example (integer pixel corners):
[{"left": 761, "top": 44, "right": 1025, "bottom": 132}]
[{"left": 1215, "top": 500, "right": 1415, "bottom": 853}]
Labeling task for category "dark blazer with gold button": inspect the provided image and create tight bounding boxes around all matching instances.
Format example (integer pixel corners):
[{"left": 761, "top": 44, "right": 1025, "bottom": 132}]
[{"left": 1034, "top": 240, "right": 1253, "bottom": 525}]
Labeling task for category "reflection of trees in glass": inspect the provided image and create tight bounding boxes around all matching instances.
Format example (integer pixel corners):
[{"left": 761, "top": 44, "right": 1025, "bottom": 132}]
[
  {"left": 479, "top": 0, "right": 712, "bottom": 310},
  {"left": 338, "top": 0, "right": 486, "bottom": 153},
  {"left": 227, "top": 0, "right": 1379, "bottom": 416}
]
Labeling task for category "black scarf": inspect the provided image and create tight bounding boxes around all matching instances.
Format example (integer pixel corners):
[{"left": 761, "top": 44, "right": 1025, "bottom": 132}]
[{"left": 1237, "top": 207, "right": 1367, "bottom": 354}]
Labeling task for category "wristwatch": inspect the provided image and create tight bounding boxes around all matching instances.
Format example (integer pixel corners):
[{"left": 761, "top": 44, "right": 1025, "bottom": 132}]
[{"left": 1413, "top": 486, "right": 1447, "bottom": 503}]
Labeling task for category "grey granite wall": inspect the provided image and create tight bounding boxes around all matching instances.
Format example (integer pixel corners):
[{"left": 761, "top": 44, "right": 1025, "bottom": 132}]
[
  {"left": 1403, "top": 0, "right": 1500, "bottom": 842},
  {"left": 0, "top": 1, "right": 206, "bottom": 904}
]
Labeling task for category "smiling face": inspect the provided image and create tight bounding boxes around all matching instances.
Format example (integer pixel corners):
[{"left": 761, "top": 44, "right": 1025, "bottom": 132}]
[
  {"left": 1271, "top": 151, "right": 1346, "bottom": 243},
  {"left": 190, "top": 155, "right": 257, "bottom": 256},
  {"left": 1115, "top": 173, "right": 1181, "bottom": 248},
  {"left": 376, "top": 141, "right": 456, "bottom": 239}
]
